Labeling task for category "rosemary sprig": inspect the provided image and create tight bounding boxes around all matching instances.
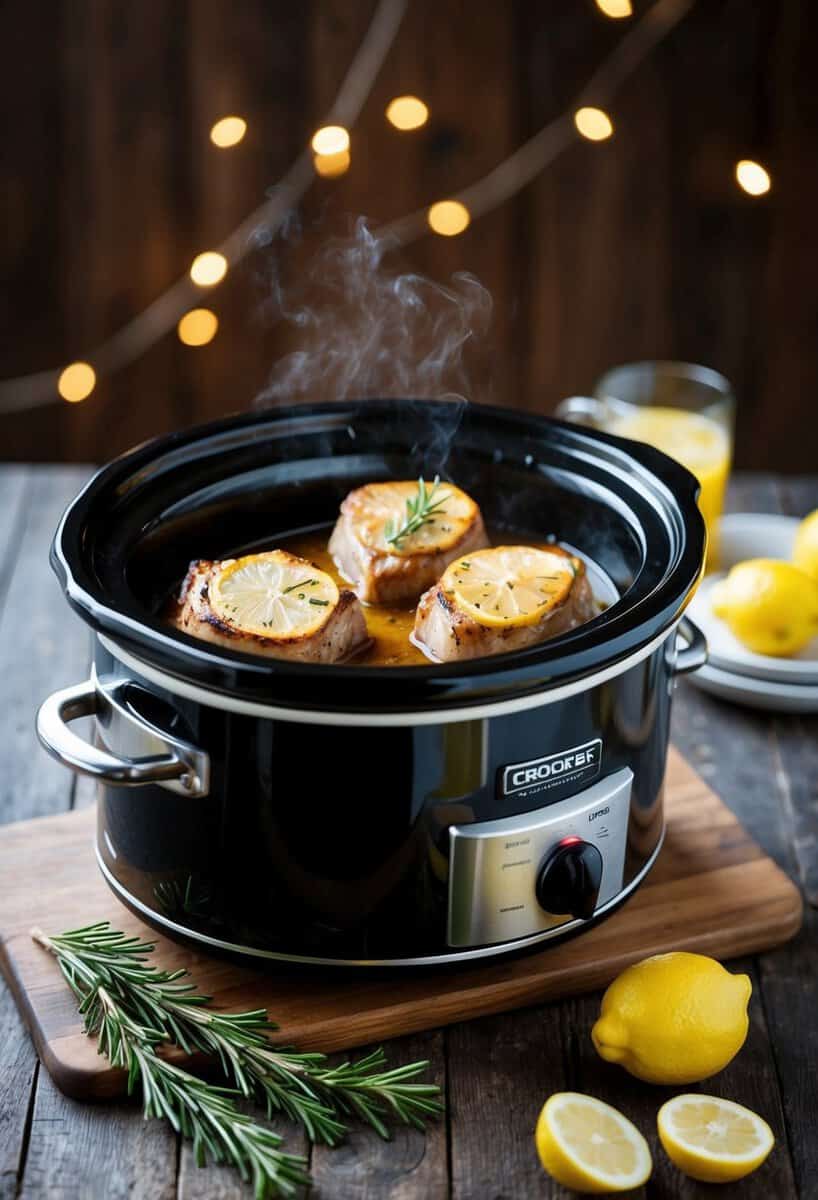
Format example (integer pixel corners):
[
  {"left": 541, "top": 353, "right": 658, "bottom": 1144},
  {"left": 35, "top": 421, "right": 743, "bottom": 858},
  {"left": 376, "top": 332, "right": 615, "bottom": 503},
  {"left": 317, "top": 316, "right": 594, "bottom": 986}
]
[
  {"left": 384, "top": 476, "right": 449, "bottom": 547},
  {"left": 32, "top": 928, "right": 307, "bottom": 1198},
  {"left": 33, "top": 922, "right": 442, "bottom": 1153}
]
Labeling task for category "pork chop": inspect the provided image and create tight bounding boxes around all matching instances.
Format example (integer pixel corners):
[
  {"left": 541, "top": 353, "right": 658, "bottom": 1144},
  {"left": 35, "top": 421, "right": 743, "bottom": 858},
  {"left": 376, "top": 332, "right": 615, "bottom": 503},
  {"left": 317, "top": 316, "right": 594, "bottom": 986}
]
[
  {"left": 329, "top": 479, "right": 489, "bottom": 606},
  {"left": 412, "top": 545, "right": 596, "bottom": 663},
  {"left": 173, "top": 550, "right": 369, "bottom": 664}
]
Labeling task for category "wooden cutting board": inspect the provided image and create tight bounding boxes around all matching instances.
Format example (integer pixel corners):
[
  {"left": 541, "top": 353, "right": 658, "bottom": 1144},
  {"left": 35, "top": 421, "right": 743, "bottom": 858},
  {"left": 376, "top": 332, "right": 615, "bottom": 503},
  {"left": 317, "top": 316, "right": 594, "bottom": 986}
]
[{"left": 0, "top": 748, "right": 802, "bottom": 1101}]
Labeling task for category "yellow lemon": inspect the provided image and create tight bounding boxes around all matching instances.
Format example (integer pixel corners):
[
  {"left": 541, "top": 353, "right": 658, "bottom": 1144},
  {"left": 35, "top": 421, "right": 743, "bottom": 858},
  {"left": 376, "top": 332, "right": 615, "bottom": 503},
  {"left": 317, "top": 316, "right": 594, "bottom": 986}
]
[
  {"left": 535, "top": 1093, "right": 652, "bottom": 1193},
  {"left": 793, "top": 508, "right": 818, "bottom": 582},
  {"left": 711, "top": 557, "right": 818, "bottom": 656},
  {"left": 591, "top": 952, "right": 751, "bottom": 1085},
  {"left": 658, "top": 1094, "right": 774, "bottom": 1182}
]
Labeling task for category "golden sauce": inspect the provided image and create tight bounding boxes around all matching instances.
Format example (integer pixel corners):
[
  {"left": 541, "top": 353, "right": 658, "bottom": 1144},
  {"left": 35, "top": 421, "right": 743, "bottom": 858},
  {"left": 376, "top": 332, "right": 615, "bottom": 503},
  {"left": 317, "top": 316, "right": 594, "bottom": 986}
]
[
  {"left": 280, "top": 530, "right": 425, "bottom": 666},
  {"left": 279, "top": 528, "right": 577, "bottom": 668}
]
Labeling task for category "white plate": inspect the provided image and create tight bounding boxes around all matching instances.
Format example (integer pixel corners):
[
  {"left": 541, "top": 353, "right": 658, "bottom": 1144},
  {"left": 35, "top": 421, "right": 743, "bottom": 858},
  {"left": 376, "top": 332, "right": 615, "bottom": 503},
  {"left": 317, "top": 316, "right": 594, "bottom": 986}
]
[
  {"left": 689, "top": 660, "right": 818, "bottom": 714},
  {"left": 687, "top": 513, "right": 818, "bottom": 685}
]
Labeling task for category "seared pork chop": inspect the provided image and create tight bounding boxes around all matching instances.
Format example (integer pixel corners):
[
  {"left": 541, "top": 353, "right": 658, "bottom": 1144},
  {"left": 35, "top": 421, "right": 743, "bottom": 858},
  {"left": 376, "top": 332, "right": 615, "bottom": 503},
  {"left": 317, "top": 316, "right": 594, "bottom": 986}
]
[
  {"left": 174, "top": 550, "right": 369, "bottom": 663},
  {"left": 412, "top": 545, "right": 596, "bottom": 662},
  {"left": 329, "top": 479, "right": 488, "bottom": 606}
]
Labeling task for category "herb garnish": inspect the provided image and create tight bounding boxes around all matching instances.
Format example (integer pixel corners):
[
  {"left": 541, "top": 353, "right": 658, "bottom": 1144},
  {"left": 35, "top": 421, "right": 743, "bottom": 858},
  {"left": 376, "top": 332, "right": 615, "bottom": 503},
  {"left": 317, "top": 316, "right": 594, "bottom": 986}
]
[
  {"left": 33, "top": 923, "right": 442, "bottom": 1198},
  {"left": 384, "top": 477, "right": 449, "bottom": 548},
  {"left": 282, "top": 578, "right": 318, "bottom": 594},
  {"left": 309, "top": 598, "right": 330, "bottom": 606}
]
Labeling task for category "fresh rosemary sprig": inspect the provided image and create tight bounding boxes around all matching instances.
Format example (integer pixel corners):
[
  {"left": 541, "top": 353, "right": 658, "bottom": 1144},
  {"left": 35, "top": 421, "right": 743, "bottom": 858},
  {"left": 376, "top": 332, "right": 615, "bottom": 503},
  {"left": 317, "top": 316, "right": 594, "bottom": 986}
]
[
  {"left": 32, "top": 928, "right": 308, "bottom": 1198},
  {"left": 33, "top": 922, "right": 442, "bottom": 1160},
  {"left": 384, "top": 476, "right": 449, "bottom": 547}
]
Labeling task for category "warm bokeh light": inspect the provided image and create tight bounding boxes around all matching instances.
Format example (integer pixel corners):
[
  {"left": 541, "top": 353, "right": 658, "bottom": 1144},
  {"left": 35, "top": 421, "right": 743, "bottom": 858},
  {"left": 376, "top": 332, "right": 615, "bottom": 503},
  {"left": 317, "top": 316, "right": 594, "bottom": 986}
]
[
  {"left": 574, "top": 106, "right": 614, "bottom": 141},
  {"left": 190, "top": 252, "right": 228, "bottom": 287},
  {"left": 427, "top": 200, "right": 471, "bottom": 237},
  {"left": 209, "top": 116, "right": 247, "bottom": 148},
  {"left": 58, "top": 361, "right": 96, "bottom": 403},
  {"left": 177, "top": 308, "right": 219, "bottom": 346},
  {"left": 594, "top": 0, "right": 633, "bottom": 17},
  {"left": 311, "top": 125, "right": 350, "bottom": 156},
  {"left": 735, "top": 159, "right": 771, "bottom": 196},
  {"left": 313, "top": 149, "right": 351, "bottom": 178},
  {"left": 386, "top": 95, "right": 429, "bottom": 131}
]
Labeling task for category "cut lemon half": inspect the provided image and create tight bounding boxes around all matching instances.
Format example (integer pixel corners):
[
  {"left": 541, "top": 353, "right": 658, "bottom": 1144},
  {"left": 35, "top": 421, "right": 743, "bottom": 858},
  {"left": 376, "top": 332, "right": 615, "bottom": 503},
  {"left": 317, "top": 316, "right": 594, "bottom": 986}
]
[
  {"left": 209, "top": 550, "right": 339, "bottom": 640},
  {"left": 441, "top": 546, "right": 579, "bottom": 628},
  {"left": 535, "top": 1093, "right": 652, "bottom": 1193},
  {"left": 347, "top": 480, "right": 478, "bottom": 556},
  {"left": 657, "top": 1094, "right": 774, "bottom": 1183}
]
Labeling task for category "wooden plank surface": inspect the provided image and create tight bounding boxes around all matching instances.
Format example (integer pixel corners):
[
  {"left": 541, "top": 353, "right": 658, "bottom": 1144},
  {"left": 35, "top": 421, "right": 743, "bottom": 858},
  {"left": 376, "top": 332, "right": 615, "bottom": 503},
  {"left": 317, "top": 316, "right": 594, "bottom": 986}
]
[
  {"left": 0, "top": 465, "right": 815, "bottom": 1199},
  {"left": 0, "top": 749, "right": 802, "bottom": 1102}
]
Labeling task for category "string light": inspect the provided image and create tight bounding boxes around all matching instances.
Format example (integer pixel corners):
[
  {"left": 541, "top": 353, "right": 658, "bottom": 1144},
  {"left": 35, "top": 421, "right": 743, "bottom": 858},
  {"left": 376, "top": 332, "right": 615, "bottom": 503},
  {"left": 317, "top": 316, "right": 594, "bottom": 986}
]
[
  {"left": 210, "top": 117, "right": 247, "bottom": 148},
  {"left": 595, "top": 0, "right": 633, "bottom": 17},
  {"left": 427, "top": 200, "right": 471, "bottom": 237},
  {"left": 574, "top": 106, "right": 614, "bottom": 141},
  {"left": 314, "top": 149, "right": 351, "bottom": 178},
  {"left": 311, "top": 125, "right": 350, "bottom": 156},
  {"left": 735, "top": 159, "right": 771, "bottom": 196},
  {"left": 58, "top": 362, "right": 96, "bottom": 403},
  {"left": 386, "top": 95, "right": 429, "bottom": 130},
  {"left": 190, "top": 252, "right": 228, "bottom": 287},
  {"left": 0, "top": 0, "right": 698, "bottom": 415},
  {"left": 177, "top": 309, "right": 219, "bottom": 346}
]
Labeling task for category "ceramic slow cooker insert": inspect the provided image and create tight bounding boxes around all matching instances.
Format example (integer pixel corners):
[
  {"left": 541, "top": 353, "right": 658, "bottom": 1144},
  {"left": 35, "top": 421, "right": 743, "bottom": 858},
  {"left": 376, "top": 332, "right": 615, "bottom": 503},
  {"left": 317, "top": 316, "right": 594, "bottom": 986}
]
[{"left": 37, "top": 399, "right": 707, "bottom": 966}]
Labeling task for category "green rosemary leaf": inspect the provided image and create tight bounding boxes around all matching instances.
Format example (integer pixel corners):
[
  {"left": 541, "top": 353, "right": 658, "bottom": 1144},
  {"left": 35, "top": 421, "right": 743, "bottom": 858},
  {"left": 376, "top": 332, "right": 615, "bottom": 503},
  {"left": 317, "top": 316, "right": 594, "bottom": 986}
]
[
  {"left": 384, "top": 476, "right": 450, "bottom": 548},
  {"left": 33, "top": 921, "right": 442, "bottom": 1163}
]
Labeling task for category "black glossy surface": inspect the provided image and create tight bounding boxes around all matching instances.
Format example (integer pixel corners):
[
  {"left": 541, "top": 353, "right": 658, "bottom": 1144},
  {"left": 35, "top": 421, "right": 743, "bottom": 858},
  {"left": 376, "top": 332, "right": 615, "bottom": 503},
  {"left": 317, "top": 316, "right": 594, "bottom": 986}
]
[
  {"left": 94, "top": 631, "right": 671, "bottom": 963},
  {"left": 52, "top": 399, "right": 705, "bottom": 715}
]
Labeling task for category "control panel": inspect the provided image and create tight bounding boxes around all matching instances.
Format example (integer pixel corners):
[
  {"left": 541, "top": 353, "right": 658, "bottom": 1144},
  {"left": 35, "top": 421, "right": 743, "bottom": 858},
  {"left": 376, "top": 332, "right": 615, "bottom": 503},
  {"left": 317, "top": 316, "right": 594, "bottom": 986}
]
[{"left": 446, "top": 768, "right": 633, "bottom": 947}]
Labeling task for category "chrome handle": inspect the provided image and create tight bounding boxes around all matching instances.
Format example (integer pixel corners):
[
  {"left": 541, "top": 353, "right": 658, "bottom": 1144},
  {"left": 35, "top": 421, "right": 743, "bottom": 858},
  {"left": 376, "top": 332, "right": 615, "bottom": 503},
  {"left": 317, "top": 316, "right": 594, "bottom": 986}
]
[
  {"left": 554, "top": 395, "right": 603, "bottom": 426},
  {"left": 672, "top": 616, "right": 708, "bottom": 676},
  {"left": 36, "top": 679, "right": 209, "bottom": 796}
]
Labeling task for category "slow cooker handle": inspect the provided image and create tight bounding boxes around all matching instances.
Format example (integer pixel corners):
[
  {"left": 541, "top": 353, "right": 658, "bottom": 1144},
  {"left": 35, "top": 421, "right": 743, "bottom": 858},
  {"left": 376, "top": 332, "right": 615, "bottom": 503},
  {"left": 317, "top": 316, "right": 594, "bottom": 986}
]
[
  {"left": 36, "top": 679, "right": 209, "bottom": 796},
  {"left": 673, "top": 616, "right": 708, "bottom": 676}
]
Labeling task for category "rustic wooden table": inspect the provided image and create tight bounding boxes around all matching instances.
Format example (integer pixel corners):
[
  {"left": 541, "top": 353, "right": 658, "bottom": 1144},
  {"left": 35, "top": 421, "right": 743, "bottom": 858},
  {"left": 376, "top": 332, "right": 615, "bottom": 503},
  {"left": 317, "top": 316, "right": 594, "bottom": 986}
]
[{"left": 1, "top": 464, "right": 816, "bottom": 1200}]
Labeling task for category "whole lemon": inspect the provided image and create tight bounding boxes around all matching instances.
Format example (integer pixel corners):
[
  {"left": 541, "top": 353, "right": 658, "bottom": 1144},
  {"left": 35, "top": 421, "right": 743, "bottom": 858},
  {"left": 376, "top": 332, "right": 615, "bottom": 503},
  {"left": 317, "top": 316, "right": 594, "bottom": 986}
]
[
  {"left": 711, "top": 557, "right": 818, "bottom": 656},
  {"left": 793, "top": 508, "right": 818, "bottom": 582},
  {"left": 591, "top": 951, "right": 751, "bottom": 1085}
]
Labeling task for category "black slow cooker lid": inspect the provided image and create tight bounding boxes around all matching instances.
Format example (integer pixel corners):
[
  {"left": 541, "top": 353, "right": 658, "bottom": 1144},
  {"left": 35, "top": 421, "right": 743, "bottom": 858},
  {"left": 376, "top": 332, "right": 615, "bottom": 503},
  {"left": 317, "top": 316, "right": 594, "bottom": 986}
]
[{"left": 52, "top": 399, "right": 705, "bottom": 715}]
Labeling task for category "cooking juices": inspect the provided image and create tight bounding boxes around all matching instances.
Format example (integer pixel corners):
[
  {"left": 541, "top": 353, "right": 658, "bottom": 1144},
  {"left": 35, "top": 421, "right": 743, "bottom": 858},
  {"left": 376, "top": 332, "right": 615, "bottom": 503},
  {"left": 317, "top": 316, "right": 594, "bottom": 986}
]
[{"left": 277, "top": 528, "right": 616, "bottom": 666}]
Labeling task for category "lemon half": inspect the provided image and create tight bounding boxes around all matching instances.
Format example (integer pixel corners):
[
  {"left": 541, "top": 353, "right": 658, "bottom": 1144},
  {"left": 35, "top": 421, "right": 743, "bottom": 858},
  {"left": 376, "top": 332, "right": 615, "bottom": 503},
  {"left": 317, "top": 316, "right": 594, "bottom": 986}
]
[
  {"left": 441, "top": 546, "right": 579, "bottom": 628},
  {"left": 658, "top": 1094, "right": 774, "bottom": 1183},
  {"left": 535, "top": 1092, "right": 652, "bottom": 1193},
  {"left": 208, "top": 550, "right": 338, "bottom": 639}
]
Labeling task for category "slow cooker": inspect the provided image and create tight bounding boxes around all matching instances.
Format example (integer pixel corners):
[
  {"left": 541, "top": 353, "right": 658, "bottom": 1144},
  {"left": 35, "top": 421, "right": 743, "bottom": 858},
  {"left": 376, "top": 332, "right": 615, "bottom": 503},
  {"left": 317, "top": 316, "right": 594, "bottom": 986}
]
[{"left": 36, "top": 399, "right": 707, "bottom": 967}]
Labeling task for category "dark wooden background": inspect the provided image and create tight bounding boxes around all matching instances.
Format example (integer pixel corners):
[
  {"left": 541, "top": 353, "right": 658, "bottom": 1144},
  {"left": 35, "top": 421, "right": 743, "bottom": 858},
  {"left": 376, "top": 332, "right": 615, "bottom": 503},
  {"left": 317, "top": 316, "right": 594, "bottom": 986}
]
[{"left": 2, "top": 0, "right": 817, "bottom": 470}]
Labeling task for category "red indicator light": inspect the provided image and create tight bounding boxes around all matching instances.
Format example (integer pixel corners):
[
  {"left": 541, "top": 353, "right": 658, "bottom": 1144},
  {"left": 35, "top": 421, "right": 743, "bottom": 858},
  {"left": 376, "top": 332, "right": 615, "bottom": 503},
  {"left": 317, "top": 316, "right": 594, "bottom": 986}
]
[{"left": 560, "top": 835, "right": 582, "bottom": 846}]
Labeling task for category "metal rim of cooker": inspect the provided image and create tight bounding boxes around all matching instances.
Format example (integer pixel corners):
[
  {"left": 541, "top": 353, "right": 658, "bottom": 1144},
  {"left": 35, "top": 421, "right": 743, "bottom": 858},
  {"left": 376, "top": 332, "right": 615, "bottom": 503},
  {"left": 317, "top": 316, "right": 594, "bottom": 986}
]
[{"left": 52, "top": 398, "right": 706, "bottom": 717}]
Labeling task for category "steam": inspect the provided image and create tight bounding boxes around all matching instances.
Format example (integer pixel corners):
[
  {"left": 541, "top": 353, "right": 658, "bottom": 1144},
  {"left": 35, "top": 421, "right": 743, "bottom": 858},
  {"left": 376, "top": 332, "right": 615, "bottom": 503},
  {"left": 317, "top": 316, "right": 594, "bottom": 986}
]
[{"left": 256, "top": 219, "right": 492, "bottom": 409}]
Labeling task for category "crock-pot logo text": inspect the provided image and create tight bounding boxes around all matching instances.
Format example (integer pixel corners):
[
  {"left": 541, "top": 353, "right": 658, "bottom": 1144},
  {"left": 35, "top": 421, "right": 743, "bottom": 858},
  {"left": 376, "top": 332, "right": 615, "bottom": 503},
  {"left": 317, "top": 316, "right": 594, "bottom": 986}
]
[{"left": 501, "top": 738, "right": 602, "bottom": 799}]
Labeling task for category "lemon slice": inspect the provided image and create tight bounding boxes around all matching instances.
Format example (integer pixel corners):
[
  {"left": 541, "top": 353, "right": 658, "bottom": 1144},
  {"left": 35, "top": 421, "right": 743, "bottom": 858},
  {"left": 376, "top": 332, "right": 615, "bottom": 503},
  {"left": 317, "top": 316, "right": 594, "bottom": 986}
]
[
  {"left": 209, "top": 550, "right": 339, "bottom": 639},
  {"left": 441, "top": 546, "right": 578, "bottom": 628},
  {"left": 657, "top": 1095, "right": 774, "bottom": 1183},
  {"left": 535, "top": 1093, "right": 652, "bottom": 1192},
  {"left": 348, "top": 480, "right": 478, "bottom": 556}
]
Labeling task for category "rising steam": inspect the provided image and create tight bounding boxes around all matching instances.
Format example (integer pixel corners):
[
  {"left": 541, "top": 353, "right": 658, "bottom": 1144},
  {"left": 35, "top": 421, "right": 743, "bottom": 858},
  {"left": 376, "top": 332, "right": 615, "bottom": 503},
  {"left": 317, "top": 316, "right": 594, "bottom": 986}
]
[{"left": 256, "top": 219, "right": 492, "bottom": 408}]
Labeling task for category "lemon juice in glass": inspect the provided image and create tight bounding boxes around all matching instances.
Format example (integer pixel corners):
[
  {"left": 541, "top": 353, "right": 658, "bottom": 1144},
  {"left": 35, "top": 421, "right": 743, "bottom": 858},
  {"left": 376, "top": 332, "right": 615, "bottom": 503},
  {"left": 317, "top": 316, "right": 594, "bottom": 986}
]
[{"left": 557, "top": 362, "right": 734, "bottom": 569}]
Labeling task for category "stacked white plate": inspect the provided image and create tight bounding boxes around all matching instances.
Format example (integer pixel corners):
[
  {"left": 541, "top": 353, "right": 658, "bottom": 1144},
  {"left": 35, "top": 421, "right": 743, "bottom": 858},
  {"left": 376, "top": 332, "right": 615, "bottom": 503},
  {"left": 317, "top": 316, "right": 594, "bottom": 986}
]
[{"left": 686, "top": 513, "right": 818, "bottom": 713}]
